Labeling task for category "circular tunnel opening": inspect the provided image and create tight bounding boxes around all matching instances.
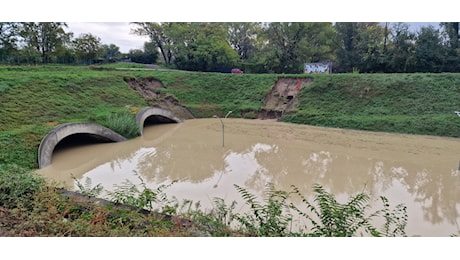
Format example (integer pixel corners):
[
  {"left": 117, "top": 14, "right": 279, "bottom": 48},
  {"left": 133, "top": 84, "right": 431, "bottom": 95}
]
[
  {"left": 143, "top": 115, "right": 176, "bottom": 128},
  {"left": 38, "top": 122, "right": 128, "bottom": 169},
  {"left": 53, "top": 133, "right": 117, "bottom": 154}
]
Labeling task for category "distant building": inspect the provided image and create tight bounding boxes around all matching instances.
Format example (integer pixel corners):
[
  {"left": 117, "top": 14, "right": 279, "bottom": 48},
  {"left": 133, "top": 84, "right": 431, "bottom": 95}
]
[{"left": 304, "top": 62, "right": 332, "bottom": 74}]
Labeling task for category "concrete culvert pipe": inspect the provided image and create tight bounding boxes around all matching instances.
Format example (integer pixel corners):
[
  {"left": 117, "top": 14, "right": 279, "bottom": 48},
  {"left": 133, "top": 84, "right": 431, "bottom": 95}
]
[
  {"left": 37, "top": 122, "right": 127, "bottom": 168},
  {"left": 135, "top": 107, "right": 183, "bottom": 135}
]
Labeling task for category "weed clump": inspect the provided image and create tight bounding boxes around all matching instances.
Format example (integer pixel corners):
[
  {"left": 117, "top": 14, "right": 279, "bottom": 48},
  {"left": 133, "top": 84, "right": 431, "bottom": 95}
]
[
  {"left": 74, "top": 175, "right": 408, "bottom": 237},
  {"left": 0, "top": 164, "right": 43, "bottom": 209},
  {"left": 101, "top": 111, "right": 139, "bottom": 139}
]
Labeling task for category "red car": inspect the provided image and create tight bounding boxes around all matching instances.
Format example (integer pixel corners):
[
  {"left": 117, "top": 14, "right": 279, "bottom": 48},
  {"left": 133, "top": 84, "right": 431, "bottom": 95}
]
[{"left": 231, "top": 68, "right": 244, "bottom": 74}]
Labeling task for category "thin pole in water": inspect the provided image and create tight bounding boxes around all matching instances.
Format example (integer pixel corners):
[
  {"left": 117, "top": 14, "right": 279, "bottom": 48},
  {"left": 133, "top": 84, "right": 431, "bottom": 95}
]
[{"left": 213, "top": 111, "right": 232, "bottom": 147}]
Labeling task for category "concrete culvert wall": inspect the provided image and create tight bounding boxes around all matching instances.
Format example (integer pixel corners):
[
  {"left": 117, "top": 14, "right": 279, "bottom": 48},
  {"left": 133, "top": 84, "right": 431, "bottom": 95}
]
[
  {"left": 136, "top": 107, "right": 183, "bottom": 135},
  {"left": 38, "top": 122, "right": 127, "bottom": 169}
]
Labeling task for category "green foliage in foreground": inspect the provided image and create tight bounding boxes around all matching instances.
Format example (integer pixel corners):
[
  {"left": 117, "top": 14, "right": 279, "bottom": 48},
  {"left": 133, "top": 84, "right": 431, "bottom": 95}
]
[
  {"left": 73, "top": 176, "right": 408, "bottom": 237},
  {"left": 0, "top": 164, "right": 43, "bottom": 209},
  {"left": 290, "top": 184, "right": 407, "bottom": 237},
  {"left": 233, "top": 183, "right": 294, "bottom": 236},
  {"left": 0, "top": 163, "right": 438, "bottom": 237},
  {"left": 229, "top": 183, "right": 407, "bottom": 237},
  {"left": 107, "top": 174, "right": 175, "bottom": 212}
]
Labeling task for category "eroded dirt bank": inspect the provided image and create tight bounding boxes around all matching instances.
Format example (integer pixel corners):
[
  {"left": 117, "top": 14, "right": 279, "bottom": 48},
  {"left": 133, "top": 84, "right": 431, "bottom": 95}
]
[
  {"left": 124, "top": 76, "right": 313, "bottom": 120},
  {"left": 259, "top": 77, "right": 313, "bottom": 119},
  {"left": 123, "top": 76, "right": 195, "bottom": 120}
]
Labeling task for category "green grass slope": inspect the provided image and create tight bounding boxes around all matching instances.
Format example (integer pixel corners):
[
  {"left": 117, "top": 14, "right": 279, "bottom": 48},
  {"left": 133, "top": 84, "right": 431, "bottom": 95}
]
[
  {"left": 0, "top": 65, "right": 148, "bottom": 169},
  {"left": 284, "top": 73, "right": 460, "bottom": 137},
  {"left": 124, "top": 69, "right": 278, "bottom": 118},
  {"left": 1, "top": 64, "right": 460, "bottom": 170}
]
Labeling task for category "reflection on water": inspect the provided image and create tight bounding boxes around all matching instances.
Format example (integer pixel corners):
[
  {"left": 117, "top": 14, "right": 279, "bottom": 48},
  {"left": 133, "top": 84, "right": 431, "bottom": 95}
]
[{"left": 37, "top": 118, "right": 460, "bottom": 236}]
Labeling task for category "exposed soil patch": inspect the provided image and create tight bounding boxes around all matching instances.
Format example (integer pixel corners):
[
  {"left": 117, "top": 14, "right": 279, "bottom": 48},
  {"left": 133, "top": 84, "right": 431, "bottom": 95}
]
[
  {"left": 259, "top": 77, "right": 314, "bottom": 119},
  {"left": 123, "top": 76, "right": 194, "bottom": 120},
  {"left": 123, "top": 76, "right": 164, "bottom": 97},
  {"left": 124, "top": 76, "right": 313, "bottom": 121}
]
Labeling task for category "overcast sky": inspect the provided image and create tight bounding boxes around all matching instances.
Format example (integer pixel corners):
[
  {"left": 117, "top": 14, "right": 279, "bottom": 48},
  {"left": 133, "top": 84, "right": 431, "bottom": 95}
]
[
  {"left": 66, "top": 23, "right": 148, "bottom": 53},
  {"left": 4, "top": 1, "right": 454, "bottom": 53}
]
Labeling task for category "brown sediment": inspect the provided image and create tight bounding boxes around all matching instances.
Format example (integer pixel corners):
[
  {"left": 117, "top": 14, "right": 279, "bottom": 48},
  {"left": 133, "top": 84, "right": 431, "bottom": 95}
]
[
  {"left": 124, "top": 76, "right": 314, "bottom": 121},
  {"left": 258, "top": 77, "right": 314, "bottom": 119},
  {"left": 123, "top": 76, "right": 195, "bottom": 120}
]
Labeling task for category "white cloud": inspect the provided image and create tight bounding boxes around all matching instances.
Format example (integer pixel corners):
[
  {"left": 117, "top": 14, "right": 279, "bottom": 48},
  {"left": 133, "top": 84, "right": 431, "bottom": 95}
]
[
  {"left": 4, "top": 1, "right": 458, "bottom": 22},
  {"left": 66, "top": 22, "right": 148, "bottom": 53},
  {"left": 3, "top": 1, "right": 455, "bottom": 54}
]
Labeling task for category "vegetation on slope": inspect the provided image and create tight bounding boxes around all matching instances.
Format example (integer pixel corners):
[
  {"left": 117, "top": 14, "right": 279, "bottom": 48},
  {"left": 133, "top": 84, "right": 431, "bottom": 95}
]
[
  {"left": 0, "top": 64, "right": 459, "bottom": 236},
  {"left": 0, "top": 65, "right": 148, "bottom": 169},
  {"left": 1, "top": 64, "right": 459, "bottom": 169},
  {"left": 284, "top": 73, "right": 460, "bottom": 137},
  {"left": 123, "top": 69, "right": 279, "bottom": 118},
  {"left": 1, "top": 63, "right": 459, "bottom": 175}
]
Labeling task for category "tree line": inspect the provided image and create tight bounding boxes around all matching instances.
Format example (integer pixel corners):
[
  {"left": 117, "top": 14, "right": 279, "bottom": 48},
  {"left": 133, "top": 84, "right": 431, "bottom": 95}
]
[
  {"left": 0, "top": 22, "right": 155, "bottom": 65},
  {"left": 1, "top": 22, "right": 459, "bottom": 73}
]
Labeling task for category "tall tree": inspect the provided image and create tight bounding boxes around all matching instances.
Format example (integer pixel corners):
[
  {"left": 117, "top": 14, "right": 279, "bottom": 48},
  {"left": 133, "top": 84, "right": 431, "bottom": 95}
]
[
  {"left": 129, "top": 41, "right": 158, "bottom": 64},
  {"left": 100, "top": 44, "right": 123, "bottom": 62},
  {"left": 54, "top": 31, "right": 74, "bottom": 64},
  {"left": 334, "top": 22, "right": 360, "bottom": 72},
  {"left": 441, "top": 22, "right": 459, "bottom": 49},
  {"left": 335, "top": 22, "right": 387, "bottom": 73},
  {"left": 19, "top": 22, "right": 69, "bottom": 63},
  {"left": 358, "top": 23, "right": 387, "bottom": 72},
  {"left": 72, "top": 33, "right": 103, "bottom": 63},
  {"left": 225, "top": 22, "right": 262, "bottom": 61},
  {"left": 440, "top": 22, "right": 460, "bottom": 72},
  {"left": 413, "top": 25, "right": 446, "bottom": 72},
  {"left": 236, "top": 23, "right": 272, "bottom": 73},
  {"left": 131, "top": 22, "right": 173, "bottom": 64},
  {"left": 386, "top": 22, "right": 416, "bottom": 72},
  {"left": 143, "top": 41, "right": 159, "bottom": 61},
  {"left": 0, "top": 22, "right": 20, "bottom": 62},
  {"left": 171, "top": 23, "right": 239, "bottom": 72},
  {"left": 263, "top": 22, "right": 336, "bottom": 73}
]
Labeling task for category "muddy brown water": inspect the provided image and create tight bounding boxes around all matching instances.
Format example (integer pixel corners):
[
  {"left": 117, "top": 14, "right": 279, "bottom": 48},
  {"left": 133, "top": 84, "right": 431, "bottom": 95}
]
[{"left": 37, "top": 118, "right": 460, "bottom": 236}]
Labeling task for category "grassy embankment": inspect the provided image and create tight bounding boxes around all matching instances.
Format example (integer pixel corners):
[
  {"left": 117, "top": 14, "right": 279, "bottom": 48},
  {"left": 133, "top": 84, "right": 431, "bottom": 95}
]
[
  {"left": 3, "top": 65, "right": 459, "bottom": 171},
  {"left": 0, "top": 64, "right": 459, "bottom": 236},
  {"left": 0, "top": 64, "right": 279, "bottom": 236},
  {"left": 0, "top": 64, "right": 281, "bottom": 170},
  {"left": 284, "top": 73, "right": 460, "bottom": 137}
]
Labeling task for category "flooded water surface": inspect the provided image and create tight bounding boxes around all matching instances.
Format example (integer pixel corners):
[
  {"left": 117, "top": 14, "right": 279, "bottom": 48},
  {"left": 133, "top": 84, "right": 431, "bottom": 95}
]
[{"left": 38, "top": 118, "right": 460, "bottom": 236}]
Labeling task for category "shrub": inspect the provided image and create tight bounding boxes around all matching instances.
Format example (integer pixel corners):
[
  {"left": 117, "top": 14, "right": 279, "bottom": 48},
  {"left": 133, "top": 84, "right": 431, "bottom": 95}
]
[
  {"left": 233, "top": 183, "right": 294, "bottom": 236},
  {"left": 106, "top": 173, "right": 175, "bottom": 212},
  {"left": 290, "top": 184, "right": 407, "bottom": 237},
  {"left": 0, "top": 164, "right": 44, "bottom": 209}
]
